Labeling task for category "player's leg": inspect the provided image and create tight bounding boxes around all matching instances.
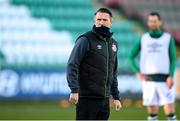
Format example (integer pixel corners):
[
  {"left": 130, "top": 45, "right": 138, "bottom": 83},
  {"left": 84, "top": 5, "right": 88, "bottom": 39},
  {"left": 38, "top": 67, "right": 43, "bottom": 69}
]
[
  {"left": 96, "top": 98, "right": 110, "bottom": 120},
  {"left": 157, "top": 82, "right": 177, "bottom": 121},
  {"left": 147, "top": 106, "right": 159, "bottom": 121},
  {"left": 76, "top": 98, "right": 101, "bottom": 120},
  {"left": 142, "top": 81, "right": 159, "bottom": 121},
  {"left": 163, "top": 103, "right": 177, "bottom": 121}
]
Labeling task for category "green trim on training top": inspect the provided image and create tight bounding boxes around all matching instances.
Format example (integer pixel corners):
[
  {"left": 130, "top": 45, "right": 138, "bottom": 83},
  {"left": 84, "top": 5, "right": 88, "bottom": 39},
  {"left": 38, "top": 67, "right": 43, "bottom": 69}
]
[
  {"left": 128, "top": 30, "right": 176, "bottom": 77},
  {"left": 169, "top": 37, "right": 176, "bottom": 77},
  {"left": 149, "top": 29, "right": 163, "bottom": 38}
]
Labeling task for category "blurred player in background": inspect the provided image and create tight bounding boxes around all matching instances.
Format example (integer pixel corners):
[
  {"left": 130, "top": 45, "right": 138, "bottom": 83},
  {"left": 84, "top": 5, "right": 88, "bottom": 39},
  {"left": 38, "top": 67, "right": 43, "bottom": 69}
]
[
  {"left": 129, "top": 12, "right": 177, "bottom": 121},
  {"left": 67, "top": 8, "right": 122, "bottom": 120},
  {"left": 0, "top": 50, "right": 5, "bottom": 71}
]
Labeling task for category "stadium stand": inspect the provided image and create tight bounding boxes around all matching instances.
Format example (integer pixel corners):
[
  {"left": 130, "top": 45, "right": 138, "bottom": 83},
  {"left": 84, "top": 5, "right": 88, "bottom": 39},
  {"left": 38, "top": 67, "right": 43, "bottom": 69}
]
[
  {"left": 117, "top": 0, "right": 180, "bottom": 43},
  {"left": 0, "top": 0, "right": 73, "bottom": 69},
  {"left": 10, "top": 0, "right": 94, "bottom": 39},
  {"left": 0, "top": 0, "right": 146, "bottom": 73},
  {"left": 101, "top": 0, "right": 180, "bottom": 68}
]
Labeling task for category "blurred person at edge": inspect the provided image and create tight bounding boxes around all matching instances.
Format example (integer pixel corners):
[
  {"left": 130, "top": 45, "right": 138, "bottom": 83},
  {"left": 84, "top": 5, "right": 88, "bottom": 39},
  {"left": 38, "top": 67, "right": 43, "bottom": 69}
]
[
  {"left": 129, "top": 12, "right": 177, "bottom": 121},
  {"left": 67, "top": 8, "right": 122, "bottom": 120}
]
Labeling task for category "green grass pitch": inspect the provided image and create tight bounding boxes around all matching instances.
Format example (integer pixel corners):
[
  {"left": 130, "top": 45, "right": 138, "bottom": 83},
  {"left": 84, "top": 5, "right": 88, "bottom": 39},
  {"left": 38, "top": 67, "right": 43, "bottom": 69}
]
[{"left": 0, "top": 99, "right": 179, "bottom": 120}]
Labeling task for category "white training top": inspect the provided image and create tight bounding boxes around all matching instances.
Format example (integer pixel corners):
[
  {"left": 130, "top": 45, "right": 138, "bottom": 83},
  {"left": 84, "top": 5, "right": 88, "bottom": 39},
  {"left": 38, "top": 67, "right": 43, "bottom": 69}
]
[{"left": 140, "top": 32, "right": 171, "bottom": 75}]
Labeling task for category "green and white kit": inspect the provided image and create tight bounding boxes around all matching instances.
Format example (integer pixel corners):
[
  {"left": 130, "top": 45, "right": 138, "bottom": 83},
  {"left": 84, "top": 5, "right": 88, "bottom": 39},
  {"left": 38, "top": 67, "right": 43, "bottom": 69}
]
[{"left": 129, "top": 30, "right": 176, "bottom": 106}]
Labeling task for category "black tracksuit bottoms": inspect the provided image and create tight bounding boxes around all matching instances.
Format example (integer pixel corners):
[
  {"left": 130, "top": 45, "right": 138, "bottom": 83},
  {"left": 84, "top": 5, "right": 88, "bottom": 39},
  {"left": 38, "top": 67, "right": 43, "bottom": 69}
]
[{"left": 76, "top": 97, "right": 110, "bottom": 120}]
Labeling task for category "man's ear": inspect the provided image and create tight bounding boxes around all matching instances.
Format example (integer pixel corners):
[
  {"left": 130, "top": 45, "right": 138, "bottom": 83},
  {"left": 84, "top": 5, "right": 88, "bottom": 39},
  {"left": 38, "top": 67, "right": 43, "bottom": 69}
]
[
  {"left": 110, "top": 17, "right": 113, "bottom": 23},
  {"left": 159, "top": 20, "right": 163, "bottom": 26},
  {"left": 94, "top": 16, "right": 96, "bottom": 23},
  {"left": 109, "top": 19, "right": 113, "bottom": 27}
]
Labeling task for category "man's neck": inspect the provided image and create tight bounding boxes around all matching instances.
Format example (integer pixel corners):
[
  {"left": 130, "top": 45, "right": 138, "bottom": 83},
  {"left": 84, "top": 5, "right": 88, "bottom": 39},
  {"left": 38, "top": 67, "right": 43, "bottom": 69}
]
[{"left": 149, "top": 29, "right": 163, "bottom": 38}]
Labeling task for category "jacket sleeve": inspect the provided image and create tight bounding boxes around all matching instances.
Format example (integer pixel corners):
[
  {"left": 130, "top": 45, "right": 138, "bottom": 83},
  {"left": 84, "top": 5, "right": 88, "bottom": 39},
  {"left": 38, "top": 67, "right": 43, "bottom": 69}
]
[
  {"left": 66, "top": 36, "right": 89, "bottom": 93},
  {"left": 111, "top": 55, "right": 120, "bottom": 100}
]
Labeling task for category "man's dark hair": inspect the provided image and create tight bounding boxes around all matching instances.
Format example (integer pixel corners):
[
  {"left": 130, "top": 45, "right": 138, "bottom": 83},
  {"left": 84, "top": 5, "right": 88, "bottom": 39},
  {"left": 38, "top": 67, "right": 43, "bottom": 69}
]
[
  {"left": 149, "top": 12, "right": 161, "bottom": 20},
  {"left": 94, "top": 8, "right": 112, "bottom": 17}
]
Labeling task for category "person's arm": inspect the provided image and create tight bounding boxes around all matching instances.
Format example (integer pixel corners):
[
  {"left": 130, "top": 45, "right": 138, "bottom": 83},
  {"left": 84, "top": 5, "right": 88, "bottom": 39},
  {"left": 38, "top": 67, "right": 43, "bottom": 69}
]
[
  {"left": 166, "top": 37, "right": 176, "bottom": 89},
  {"left": 169, "top": 37, "right": 176, "bottom": 77},
  {"left": 128, "top": 37, "right": 141, "bottom": 73},
  {"left": 66, "top": 36, "right": 89, "bottom": 93},
  {"left": 128, "top": 37, "right": 149, "bottom": 80},
  {"left": 111, "top": 56, "right": 120, "bottom": 100},
  {"left": 111, "top": 55, "right": 122, "bottom": 112}
]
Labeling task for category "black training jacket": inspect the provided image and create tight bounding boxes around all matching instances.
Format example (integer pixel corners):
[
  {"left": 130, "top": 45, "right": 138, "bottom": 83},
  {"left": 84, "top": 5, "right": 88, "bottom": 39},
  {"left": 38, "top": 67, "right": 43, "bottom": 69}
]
[{"left": 67, "top": 30, "right": 120, "bottom": 100}]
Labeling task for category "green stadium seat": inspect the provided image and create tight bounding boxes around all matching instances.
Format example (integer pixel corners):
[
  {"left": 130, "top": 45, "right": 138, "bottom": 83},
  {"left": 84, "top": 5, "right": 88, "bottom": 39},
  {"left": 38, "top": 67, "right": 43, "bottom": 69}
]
[{"left": 9, "top": 0, "right": 141, "bottom": 72}]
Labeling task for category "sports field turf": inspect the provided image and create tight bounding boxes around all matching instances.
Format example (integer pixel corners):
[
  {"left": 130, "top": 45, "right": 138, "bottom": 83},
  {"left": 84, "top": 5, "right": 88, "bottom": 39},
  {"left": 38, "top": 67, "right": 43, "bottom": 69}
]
[{"left": 0, "top": 99, "right": 179, "bottom": 120}]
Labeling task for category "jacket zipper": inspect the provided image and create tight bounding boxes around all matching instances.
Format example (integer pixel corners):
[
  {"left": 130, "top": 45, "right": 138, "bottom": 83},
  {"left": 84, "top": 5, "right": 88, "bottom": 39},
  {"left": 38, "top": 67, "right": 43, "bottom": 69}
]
[{"left": 105, "top": 41, "right": 109, "bottom": 97}]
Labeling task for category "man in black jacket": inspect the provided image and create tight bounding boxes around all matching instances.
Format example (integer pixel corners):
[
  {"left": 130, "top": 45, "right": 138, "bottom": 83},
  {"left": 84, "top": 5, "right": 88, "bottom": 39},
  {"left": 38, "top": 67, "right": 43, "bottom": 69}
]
[{"left": 67, "top": 8, "right": 122, "bottom": 120}]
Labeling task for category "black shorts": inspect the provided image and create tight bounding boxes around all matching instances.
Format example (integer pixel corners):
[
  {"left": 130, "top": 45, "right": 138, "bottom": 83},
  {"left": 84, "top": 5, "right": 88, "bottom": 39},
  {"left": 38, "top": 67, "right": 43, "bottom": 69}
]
[{"left": 76, "top": 97, "right": 110, "bottom": 120}]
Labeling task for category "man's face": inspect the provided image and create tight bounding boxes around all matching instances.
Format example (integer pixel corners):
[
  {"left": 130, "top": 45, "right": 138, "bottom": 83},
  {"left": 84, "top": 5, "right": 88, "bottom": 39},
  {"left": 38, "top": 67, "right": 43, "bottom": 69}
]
[
  {"left": 94, "top": 12, "right": 112, "bottom": 28},
  {"left": 147, "top": 15, "right": 162, "bottom": 30}
]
